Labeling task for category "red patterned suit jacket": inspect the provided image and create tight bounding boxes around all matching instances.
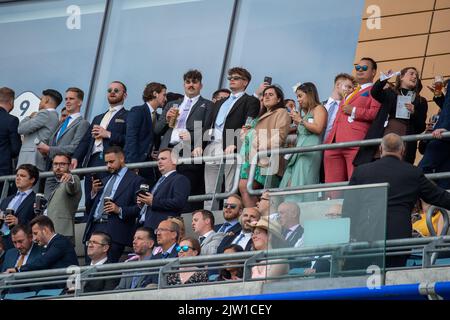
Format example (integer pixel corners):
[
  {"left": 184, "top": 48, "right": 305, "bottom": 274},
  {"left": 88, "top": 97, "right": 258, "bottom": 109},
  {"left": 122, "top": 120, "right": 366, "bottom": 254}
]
[{"left": 324, "top": 85, "right": 381, "bottom": 144}]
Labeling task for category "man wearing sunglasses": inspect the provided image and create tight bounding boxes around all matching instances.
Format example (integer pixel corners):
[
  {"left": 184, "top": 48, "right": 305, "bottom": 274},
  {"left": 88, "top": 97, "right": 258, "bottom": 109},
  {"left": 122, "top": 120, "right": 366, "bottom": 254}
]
[
  {"left": 72, "top": 81, "right": 129, "bottom": 216},
  {"left": 324, "top": 57, "right": 381, "bottom": 183},
  {"left": 215, "top": 194, "right": 243, "bottom": 253},
  {"left": 203, "top": 67, "right": 260, "bottom": 210}
]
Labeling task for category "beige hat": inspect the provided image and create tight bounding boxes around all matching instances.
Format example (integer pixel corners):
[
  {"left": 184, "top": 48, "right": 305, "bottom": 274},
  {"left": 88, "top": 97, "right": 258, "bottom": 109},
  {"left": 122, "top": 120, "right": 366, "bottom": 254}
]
[{"left": 250, "top": 216, "right": 284, "bottom": 240}]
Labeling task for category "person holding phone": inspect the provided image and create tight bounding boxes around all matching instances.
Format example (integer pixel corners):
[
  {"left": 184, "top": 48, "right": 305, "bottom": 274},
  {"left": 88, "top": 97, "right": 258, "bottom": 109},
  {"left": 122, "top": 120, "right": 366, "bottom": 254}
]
[{"left": 238, "top": 85, "right": 291, "bottom": 207}]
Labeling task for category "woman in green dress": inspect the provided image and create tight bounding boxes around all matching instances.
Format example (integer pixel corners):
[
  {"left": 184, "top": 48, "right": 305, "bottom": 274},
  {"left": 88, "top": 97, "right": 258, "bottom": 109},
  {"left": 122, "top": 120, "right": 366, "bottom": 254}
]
[
  {"left": 279, "top": 82, "right": 327, "bottom": 201},
  {"left": 239, "top": 85, "right": 291, "bottom": 207}
]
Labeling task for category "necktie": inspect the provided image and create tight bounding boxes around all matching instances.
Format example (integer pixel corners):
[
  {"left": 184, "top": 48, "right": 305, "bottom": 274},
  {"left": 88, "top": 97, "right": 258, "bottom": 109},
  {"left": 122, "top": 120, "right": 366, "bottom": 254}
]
[
  {"left": 151, "top": 175, "right": 166, "bottom": 194},
  {"left": 233, "top": 233, "right": 245, "bottom": 245},
  {"left": 199, "top": 236, "right": 206, "bottom": 245},
  {"left": 176, "top": 99, "right": 192, "bottom": 129},
  {"left": 95, "top": 107, "right": 114, "bottom": 146},
  {"left": 282, "top": 228, "right": 289, "bottom": 238},
  {"left": 152, "top": 110, "right": 157, "bottom": 129},
  {"left": 162, "top": 252, "right": 170, "bottom": 258},
  {"left": 131, "top": 275, "right": 140, "bottom": 289},
  {"left": 56, "top": 116, "right": 71, "bottom": 142},
  {"left": 94, "top": 174, "right": 118, "bottom": 220},
  {"left": 220, "top": 222, "right": 231, "bottom": 233},
  {"left": 139, "top": 204, "right": 147, "bottom": 224},
  {"left": 215, "top": 95, "right": 237, "bottom": 127},
  {"left": 16, "top": 254, "right": 26, "bottom": 268},
  {"left": 328, "top": 100, "right": 338, "bottom": 118}
]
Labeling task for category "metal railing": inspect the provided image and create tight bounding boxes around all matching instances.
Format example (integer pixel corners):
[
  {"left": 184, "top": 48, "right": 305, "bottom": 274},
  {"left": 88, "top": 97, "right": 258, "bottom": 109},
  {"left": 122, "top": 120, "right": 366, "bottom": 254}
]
[{"left": 247, "top": 131, "right": 450, "bottom": 196}]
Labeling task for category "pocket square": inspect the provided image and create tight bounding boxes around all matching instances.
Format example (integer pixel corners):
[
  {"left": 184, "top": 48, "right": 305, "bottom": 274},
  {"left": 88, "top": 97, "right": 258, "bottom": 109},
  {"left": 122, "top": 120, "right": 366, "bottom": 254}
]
[
  {"left": 360, "top": 91, "right": 370, "bottom": 97},
  {"left": 115, "top": 119, "right": 125, "bottom": 123},
  {"left": 199, "top": 103, "right": 206, "bottom": 108}
]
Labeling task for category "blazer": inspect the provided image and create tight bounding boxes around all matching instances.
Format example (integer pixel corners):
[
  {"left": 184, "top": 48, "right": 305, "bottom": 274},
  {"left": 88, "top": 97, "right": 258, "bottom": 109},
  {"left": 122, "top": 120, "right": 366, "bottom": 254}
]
[
  {"left": 124, "top": 103, "right": 156, "bottom": 163},
  {"left": 45, "top": 174, "right": 82, "bottom": 238},
  {"left": 83, "top": 259, "right": 119, "bottom": 293},
  {"left": 48, "top": 115, "right": 90, "bottom": 160},
  {"left": 1, "top": 243, "right": 43, "bottom": 272},
  {"left": 353, "top": 79, "right": 428, "bottom": 166},
  {"left": 206, "top": 93, "right": 260, "bottom": 149},
  {"left": 19, "top": 234, "right": 79, "bottom": 272},
  {"left": 346, "top": 155, "right": 450, "bottom": 241},
  {"left": 143, "top": 172, "right": 191, "bottom": 231},
  {"left": 73, "top": 108, "right": 128, "bottom": 167},
  {"left": 200, "top": 231, "right": 225, "bottom": 256},
  {"left": 253, "top": 107, "right": 291, "bottom": 176},
  {"left": 84, "top": 169, "right": 145, "bottom": 246},
  {"left": 324, "top": 85, "right": 381, "bottom": 144},
  {"left": 284, "top": 225, "right": 304, "bottom": 248},
  {"left": 155, "top": 96, "right": 213, "bottom": 150},
  {"left": 17, "top": 109, "right": 60, "bottom": 171},
  {"left": 140, "top": 248, "right": 179, "bottom": 287},
  {"left": 0, "top": 191, "right": 36, "bottom": 227},
  {"left": 0, "top": 107, "right": 21, "bottom": 175},
  {"left": 215, "top": 222, "right": 242, "bottom": 253}
]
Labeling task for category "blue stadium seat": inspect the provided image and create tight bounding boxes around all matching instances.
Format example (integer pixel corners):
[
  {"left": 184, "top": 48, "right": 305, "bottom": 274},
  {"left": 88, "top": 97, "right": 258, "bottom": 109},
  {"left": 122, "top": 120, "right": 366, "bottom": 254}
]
[
  {"left": 3, "top": 291, "right": 37, "bottom": 300},
  {"left": 35, "top": 288, "right": 64, "bottom": 297}
]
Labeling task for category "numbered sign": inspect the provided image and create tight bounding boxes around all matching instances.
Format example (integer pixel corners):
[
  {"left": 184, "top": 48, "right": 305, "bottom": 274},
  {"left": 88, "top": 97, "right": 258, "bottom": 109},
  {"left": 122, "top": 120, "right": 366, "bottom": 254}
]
[{"left": 12, "top": 91, "right": 40, "bottom": 122}]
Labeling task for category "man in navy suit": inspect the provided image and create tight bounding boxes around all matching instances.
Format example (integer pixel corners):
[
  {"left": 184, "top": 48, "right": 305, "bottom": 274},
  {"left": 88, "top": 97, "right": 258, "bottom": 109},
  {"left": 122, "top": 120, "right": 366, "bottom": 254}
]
[
  {"left": 1, "top": 164, "right": 39, "bottom": 250},
  {"left": 278, "top": 202, "right": 304, "bottom": 247},
  {"left": 83, "top": 146, "right": 145, "bottom": 263},
  {"left": 419, "top": 81, "right": 450, "bottom": 189},
  {"left": 72, "top": 81, "right": 129, "bottom": 216},
  {"left": 155, "top": 70, "right": 213, "bottom": 211},
  {"left": 125, "top": 82, "right": 167, "bottom": 186},
  {"left": 0, "top": 87, "right": 21, "bottom": 192},
  {"left": 5, "top": 216, "right": 78, "bottom": 274},
  {"left": 138, "top": 148, "right": 190, "bottom": 231},
  {"left": 215, "top": 194, "right": 243, "bottom": 253}
]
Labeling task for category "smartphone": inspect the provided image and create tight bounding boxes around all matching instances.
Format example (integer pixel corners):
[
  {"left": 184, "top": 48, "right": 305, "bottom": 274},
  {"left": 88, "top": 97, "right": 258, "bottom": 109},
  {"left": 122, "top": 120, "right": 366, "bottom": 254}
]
[
  {"left": 264, "top": 76, "right": 272, "bottom": 85},
  {"left": 92, "top": 173, "right": 103, "bottom": 186}
]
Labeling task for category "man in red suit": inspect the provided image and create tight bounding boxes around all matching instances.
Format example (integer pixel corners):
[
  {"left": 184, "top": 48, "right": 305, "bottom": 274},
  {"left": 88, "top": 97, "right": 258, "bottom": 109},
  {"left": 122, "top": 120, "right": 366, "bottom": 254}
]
[{"left": 324, "top": 57, "right": 381, "bottom": 183}]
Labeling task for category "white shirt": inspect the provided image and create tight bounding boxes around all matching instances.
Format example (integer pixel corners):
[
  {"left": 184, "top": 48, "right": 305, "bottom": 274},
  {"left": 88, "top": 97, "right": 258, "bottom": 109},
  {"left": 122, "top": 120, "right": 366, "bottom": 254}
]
[
  {"left": 170, "top": 95, "right": 199, "bottom": 145},
  {"left": 93, "top": 105, "right": 124, "bottom": 154},
  {"left": 324, "top": 97, "right": 341, "bottom": 141},
  {"left": 65, "top": 112, "right": 82, "bottom": 127},
  {"left": 201, "top": 230, "right": 214, "bottom": 240},
  {"left": 146, "top": 102, "right": 158, "bottom": 121},
  {"left": 44, "top": 233, "right": 58, "bottom": 248},
  {"left": 162, "top": 170, "right": 176, "bottom": 179},
  {"left": 349, "top": 82, "right": 373, "bottom": 121},
  {"left": 212, "top": 91, "right": 245, "bottom": 141},
  {"left": 15, "top": 243, "right": 35, "bottom": 267},
  {"left": 90, "top": 257, "right": 108, "bottom": 266},
  {"left": 285, "top": 224, "right": 300, "bottom": 241}
]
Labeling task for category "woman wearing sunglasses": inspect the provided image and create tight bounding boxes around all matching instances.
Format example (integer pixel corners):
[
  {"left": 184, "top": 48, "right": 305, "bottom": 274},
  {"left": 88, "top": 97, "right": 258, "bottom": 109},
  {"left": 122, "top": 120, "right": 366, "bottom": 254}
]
[
  {"left": 167, "top": 237, "right": 208, "bottom": 286},
  {"left": 239, "top": 85, "right": 291, "bottom": 208},
  {"left": 354, "top": 67, "right": 428, "bottom": 166}
]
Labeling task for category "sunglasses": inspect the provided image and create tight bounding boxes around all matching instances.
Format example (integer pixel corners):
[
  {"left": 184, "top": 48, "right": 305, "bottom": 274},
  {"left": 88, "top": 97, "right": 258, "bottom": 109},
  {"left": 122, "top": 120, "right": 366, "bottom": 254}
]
[
  {"left": 176, "top": 245, "right": 194, "bottom": 253},
  {"left": 224, "top": 203, "right": 238, "bottom": 209},
  {"left": 107, "top": 88, "right": 121, "bottom": 93},
  {"left": 354, "top": 65, "right": 369, "bottom": 72},
  {"left": 227, "top": 76, "right": 245, "bottom": 81}
]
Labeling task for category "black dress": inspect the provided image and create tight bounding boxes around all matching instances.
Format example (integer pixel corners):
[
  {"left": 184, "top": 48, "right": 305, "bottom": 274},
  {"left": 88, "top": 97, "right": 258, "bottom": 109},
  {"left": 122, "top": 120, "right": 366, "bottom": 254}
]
[
  {"left": 353, "top": 79, "right": 428, "bottom": 166},
  {"left": 167, "top": 270, "right": 208, "bottom": 285}
]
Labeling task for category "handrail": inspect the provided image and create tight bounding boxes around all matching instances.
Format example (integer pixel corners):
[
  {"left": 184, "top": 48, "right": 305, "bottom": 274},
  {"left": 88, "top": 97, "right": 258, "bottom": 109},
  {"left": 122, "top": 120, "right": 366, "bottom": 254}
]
[{"left": 247, "top": 131, "right": 450, "bottom": 196}]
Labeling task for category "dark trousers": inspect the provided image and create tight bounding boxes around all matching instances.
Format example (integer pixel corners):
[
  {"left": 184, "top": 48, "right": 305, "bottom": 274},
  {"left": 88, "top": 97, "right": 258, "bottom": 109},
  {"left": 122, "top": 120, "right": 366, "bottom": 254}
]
[
  {"left": 84, "top": 221, "right": 126, "bottom": 264},
  {"left": 419, "top": 140, "right": 450, "bottom": 189},
  {"left": 177, "top": 163, "right": 204, "bottom": 212}
]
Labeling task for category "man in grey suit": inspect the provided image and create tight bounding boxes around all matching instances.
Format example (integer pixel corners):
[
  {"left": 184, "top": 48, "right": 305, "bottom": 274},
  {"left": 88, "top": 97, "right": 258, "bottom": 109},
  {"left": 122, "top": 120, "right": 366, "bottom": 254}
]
[
  {"left": 115, "top": 227, "right": 155, "bottom": 290},
  {"left": 191, "top": 209, "right": 224, "bottom": 256},
  {"left": 155, "top": 70, "right": 213, "bottom": 211},
  {"left": 43, "top": 153, "right": 81, "bottom": 243},
  {"left": 36, "top": 87, "right": 90, "bottom": 167},
  {"left": 17, "top": 89, "right": 62, "bottom": 174}
]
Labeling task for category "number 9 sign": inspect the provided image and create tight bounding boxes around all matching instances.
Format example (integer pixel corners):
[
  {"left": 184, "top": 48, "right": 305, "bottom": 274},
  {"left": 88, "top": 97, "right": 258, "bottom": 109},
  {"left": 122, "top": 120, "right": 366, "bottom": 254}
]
[{"left": 12, "top": 91, "right": 40, "bottom": 122}]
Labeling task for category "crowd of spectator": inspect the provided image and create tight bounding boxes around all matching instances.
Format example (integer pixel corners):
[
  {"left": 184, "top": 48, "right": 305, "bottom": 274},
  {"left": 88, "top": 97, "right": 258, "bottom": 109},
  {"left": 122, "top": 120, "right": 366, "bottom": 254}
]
[{"left": 0, "top": 57, "right": 450, "bottom": 294}]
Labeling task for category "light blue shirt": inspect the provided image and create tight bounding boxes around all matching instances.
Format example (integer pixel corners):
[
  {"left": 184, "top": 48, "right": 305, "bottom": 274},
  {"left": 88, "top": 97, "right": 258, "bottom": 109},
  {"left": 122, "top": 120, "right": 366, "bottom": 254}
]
[
  {"left": 93, "top": 167, "right": 128, "bottom": 220},
  {"left": 213, "top": 91, "right": 245, "bottom": 140}
]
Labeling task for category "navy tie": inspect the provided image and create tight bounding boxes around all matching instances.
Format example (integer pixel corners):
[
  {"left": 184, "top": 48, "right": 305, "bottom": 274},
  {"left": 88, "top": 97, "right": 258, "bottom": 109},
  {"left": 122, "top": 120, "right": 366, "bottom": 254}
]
[
  {"left": 199, "top": 236, "right": 206, "bottom": 245},
  {"left": 162, "top": 252, "right": 170, "bottom": 258},
  {"left": 220, "top": 222, "right": 231, "bottom": 233}
]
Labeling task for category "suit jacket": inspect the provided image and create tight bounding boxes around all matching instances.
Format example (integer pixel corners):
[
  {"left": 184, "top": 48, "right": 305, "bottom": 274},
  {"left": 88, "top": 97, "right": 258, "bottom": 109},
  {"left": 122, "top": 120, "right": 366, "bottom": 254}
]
[
  {"left": 48, "top": 115, "right": 90, "bottom": 160},
  {"left": 283, "top": 225, "right": 304, "bottom": 248},
  {"left": 83, "top": 259, "right": 119, "bottom": 293},
  {"left": 0, "top": 107, "right": 21, "bottom": 175},
  {"left": 45, "top": 174, "right": 82, "bottom": 238},
  {"left": 19, "top": 234, "right": 78, "bottom": 272},
  {"left": 143, "top": 172, "right": 191, "bottom": 230},
  {"left": 324, "top": 85, "right": 381, "bottom": 144},
  {"left": 140, "top": 247, "right": 179, "bottom": 287},
  {"left": 1, "top": 243, "right": 43, "bottom": 272},
  {"left": 215, "top": 222, "right": 242, "bottom": 253},
  {"left": 0, "top": 191, "right": 36, "bottom": 227},
  {"left": 17, "top": 109, "right": 60, "bottom": 171},
  {"left": 84, "top": 169, "right": 145, "bottom": 246},
  {"left": 155, "top": 96, "right": 213, "bottom": 150},
  {"left": 353, "top": 79, "right": 428, "bottom": 166},
  {"left": 124, "top": 103, "right": 157, "bottom": 163},
  {"left": 73, "top": 108, "right": 128, "bottom": 167},
  {"left": 346, "top": 156, "right": 450, "bottom": 240},
  {"left": 200, "top": 231, "right": 225, "bottom": 256},
  {"left": 206, "top": 93, "right": 260, "bottom": 149}
]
